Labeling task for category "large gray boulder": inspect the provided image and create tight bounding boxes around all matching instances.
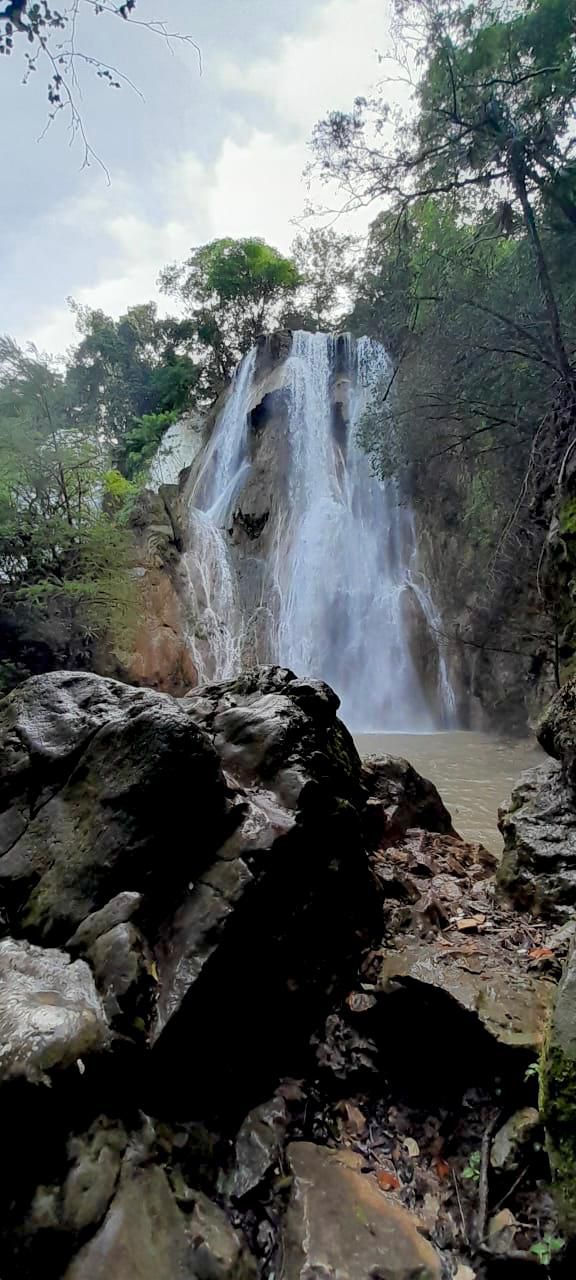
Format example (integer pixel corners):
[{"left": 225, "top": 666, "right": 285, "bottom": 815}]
[
  {"left": 0, "top": 671, "right": 228, "bottom": 943},
  {"left": 0, "top": 665, "right": 373, "bottom": 1118},
  {"left": 538, "top": 674, "right": 576, "bottom": 786},
  {"left": 498, "top": 760, "right": 576, "bottom": 915}
]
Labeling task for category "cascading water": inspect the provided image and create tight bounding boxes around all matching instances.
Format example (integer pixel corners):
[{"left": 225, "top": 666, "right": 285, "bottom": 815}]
[{"left": 184, "top": 331, "right": 455, "bottom": 729}]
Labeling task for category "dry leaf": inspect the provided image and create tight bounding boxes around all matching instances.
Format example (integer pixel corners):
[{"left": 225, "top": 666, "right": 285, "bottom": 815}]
[
  {"left": 456, "top": 915, "right": 486, "bottom": 931},
  {"left": 433, "top": 1158, "right": 450, "bottom": 1178},
  {"left": 488, "top": 1208, "right": 518, "bottom": 1254},
  {"left": 346, "top": 990, "right": 377, "bottom": 1013},
  {"left": 376, "top": 1170, "right": 400, "bottom": 1191},
  {"left": 336, "top": 1100, "right": 366, "bottom": 1136},
  {"left": 528, "top": 946, "right": 554, "bottom": 961}
]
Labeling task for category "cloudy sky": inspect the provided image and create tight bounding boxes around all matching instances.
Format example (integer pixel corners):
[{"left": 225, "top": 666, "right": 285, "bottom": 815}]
[{"left": 1, "top": 0, "right": 395, "bottom": 356}]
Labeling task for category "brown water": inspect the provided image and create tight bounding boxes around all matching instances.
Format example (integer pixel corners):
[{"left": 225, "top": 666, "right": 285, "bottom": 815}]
[{"left": 354, "top": 731, "right": 544, "bottom": 854}]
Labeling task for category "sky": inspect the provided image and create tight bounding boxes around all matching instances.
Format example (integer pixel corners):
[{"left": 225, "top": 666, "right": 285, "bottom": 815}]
[{"left": 1, "top": 0, "right": 396, "bottom": 357}]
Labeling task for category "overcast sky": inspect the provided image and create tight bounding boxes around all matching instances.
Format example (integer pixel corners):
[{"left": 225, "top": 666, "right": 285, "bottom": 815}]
[{"left": 1, "top": 0, "right": 395, "bottom": 357}]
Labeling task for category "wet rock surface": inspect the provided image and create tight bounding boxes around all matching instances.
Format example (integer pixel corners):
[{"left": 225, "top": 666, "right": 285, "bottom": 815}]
[
  {"left": 0, "top": 666, "right": 574, "bottom": 1277},
  {"left": 498, "top": 762, "right": 576, "bottom": 916},
  {"left": 0, "top": 938, "right": 109, "bottom": 1083},
  {"left": 281, "top": 1142, "right": 442, "bottom": 1280}
]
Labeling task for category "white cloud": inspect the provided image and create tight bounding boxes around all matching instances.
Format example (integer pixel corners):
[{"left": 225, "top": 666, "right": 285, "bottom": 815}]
[
  {"left": 219, "top": 0, "right": 391, "bottom": 131},
  {"left": 22, "top": 0, "right": 395, "bottom": 355}
]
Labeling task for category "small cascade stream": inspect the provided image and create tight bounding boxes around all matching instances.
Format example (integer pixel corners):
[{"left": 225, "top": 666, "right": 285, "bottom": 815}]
[{"left": 182, "top": 331, "right": 455, "bottom": 730}]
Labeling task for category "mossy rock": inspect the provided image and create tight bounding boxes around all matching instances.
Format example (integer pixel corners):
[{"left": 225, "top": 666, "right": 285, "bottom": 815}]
[{"left": 542, "top": 944, "right": 576, "bottom": 1237}]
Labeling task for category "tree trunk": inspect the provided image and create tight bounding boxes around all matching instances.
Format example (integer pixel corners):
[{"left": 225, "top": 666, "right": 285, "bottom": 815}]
[{"left": 509, "top": 140, "right": 574, "bottom": 391}]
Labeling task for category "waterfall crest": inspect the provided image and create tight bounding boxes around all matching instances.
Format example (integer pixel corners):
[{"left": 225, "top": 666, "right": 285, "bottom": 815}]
[{"left": 182, "top": 331, "right": 455, "bottom": 730}]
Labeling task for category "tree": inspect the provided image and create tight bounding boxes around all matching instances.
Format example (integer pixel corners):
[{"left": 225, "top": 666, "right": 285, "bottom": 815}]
[
  {"left": 0, "top": 336, "right": 137, "bottom": 690},
  {"left": 65, "top": 302, "right": 200, "bottom": 473},
  {"left": 313, "top": 0, "right": 576, "bottom": 391},
  {"left": 1, "top": 1, "right": 200, "bottom": 168},
  {"left": 159, "top": 238, "right": 302, "bottom": 389},
  {"left": 287, "top": 227, "right": 359, "bottom": 330}
]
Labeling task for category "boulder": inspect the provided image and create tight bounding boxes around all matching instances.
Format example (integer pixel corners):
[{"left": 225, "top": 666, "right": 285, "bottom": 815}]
[
  {"left": 63, "top": 1166, "right": 256, "bottom": 1280},
  {"left": 542, "top": 940, "right": 576, "bottom": 1237},
  {"left": 226, "top": 1095, "right": 289, "bottom": 1200},
  {"left": 86, "top": 922, "right": 151, "bottom": 1026},
  {"left": 0, "top": 938, "right": 109, "bottom": 1084},
  {"left": 62, "top": 1166, "right": 192, "bottom": 1280},
  {"left": 498, "top": 761, "right": 576, "bottom": 915},
  {"left": 0, "top": 672, "right": 228, "bottom": 943},
  {"left": 379, "top": 941, "right": 553, "bottom": 1055},
  {"left": 538, "top": 673, "right": 576, "bottom": 785},
  {"left": 362, "top": 754, "right": 455, "bottom": 842},
  {"left": 187, "top": 1188, "right": 257, "bottom": 1279},
  {"left": 0, "top": 667, "right": 375, "bottom": 1120},
  {"left": 66, "top": 892, "right": 143, "bottom": 952},
  {"left": 280, "top": 1142, "right": 441, "bottom": 1280},
  {"left": 490, "top": 1107, "right": 541, "bottom": 1172},
  {"left": 150, "top": 668, "right": 375, "bottom": 1112}
]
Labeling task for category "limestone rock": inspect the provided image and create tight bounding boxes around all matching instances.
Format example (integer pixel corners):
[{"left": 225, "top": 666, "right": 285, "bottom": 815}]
[
  {"left": 67, "top": 892, "right": 143, "bottom": 952},
  {"left": 0, "top": 670, "right": 144, "bottom": 857},
  {"left": 490, "top": 1107, "right": 541, "bottom": 1172},
  {"left": 87, "top": 922, "right": 150, "bottom": 1024},
  {"left": 380, "top": 940, "right": 554, "bottom": 1053},
  {"left": 0, "top": 938, "right": 109, "bottom": 1083},
  {"left": 0, "top": 672, "right": 227, "bottom": 942},
  {"left": 487, "top": 1208, "right": 519, "bottom": 1253},
  {"left": 227, "top": 1095, "right": 288, "bottom": 1200},
  {"left": 542, "top": 941, "right": 576, "bottom": 1237},
  {"left": 63, "top": 1167, "right": 191, "bottom": 1280},
  {"left": 362, "top": 753, "right": 455, "bottom": 841},
  {"left": 186, "top": 667, "right": 361, "bottom": 805},
  {"left": 280, "top": 1142, "right": 441, "bottom": 1280},
  {"left": 538, "top": 674, "right": 576, "bottom": 785},
  {"left": 498, "top": 761, "right": 576, "bottom": 915},
  {"left": 188, "top": 1189, "right": 257, "bottom": 1279},
  {"left": 63, "top": 1167, "right": 255, "bottom": 1280},
  {"left": 151, "top": 667, "right": 374, "bottom": 1111},
  {"left": 62, "top": 1120, "right": 127, "bottom": 1233}
]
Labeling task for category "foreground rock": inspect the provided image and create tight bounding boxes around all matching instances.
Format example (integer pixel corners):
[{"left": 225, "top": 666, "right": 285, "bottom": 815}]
[
  {"left": 543, "top": 939, "right": 576, "bottom": 1237},
  {"left": 281, "top": 1143, "right": 441, "bottom": 1280},
  {"left": 0, "top": 939, "right": 108, "bottom": 1083},
  {"left": 498, "top": 761, "right": 576, "bottom": 916},
  {"left": 0, "top": 666, "right": 571, "bottom": 1277}
]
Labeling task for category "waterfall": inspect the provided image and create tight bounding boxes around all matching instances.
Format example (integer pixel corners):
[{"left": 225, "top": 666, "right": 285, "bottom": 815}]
[{"left": 184, "top": 331, "right": 455, "bottom": 729}]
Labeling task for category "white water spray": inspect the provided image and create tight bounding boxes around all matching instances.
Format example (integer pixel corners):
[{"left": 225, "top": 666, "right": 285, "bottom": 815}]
[{"left": 184, "top": 331, "right": 455, "bottom": 728}]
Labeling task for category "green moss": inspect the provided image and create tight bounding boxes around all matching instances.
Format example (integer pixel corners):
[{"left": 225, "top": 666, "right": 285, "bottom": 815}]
[
  {"left": 542, "top": 1041, "right": 576, "bottom": 1235},
  {"left": 559, "top": 498, "right": 576, "bottom": 536}
]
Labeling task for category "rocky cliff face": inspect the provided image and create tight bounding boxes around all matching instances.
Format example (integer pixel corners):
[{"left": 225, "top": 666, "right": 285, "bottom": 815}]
[
  {"left": 109, "top": 486, "right": 197, "bottom": 697},
  {"left": 0, "top": 665, "right": 574, "bottom": 1277}
]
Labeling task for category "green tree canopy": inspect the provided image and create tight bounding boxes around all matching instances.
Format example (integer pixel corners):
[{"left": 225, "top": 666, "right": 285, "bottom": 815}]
[
  {"left": 65, "top": 302, "right": 200, "bottom": 473},
  {"left": 160, "top": 237, "right": 302, "bottom": 387},
  {"left": 313, "top": 0, "right": 576, "bottom": 388},
  {"left": 0, "top": 336, "right": 137, "bottom": 691}
]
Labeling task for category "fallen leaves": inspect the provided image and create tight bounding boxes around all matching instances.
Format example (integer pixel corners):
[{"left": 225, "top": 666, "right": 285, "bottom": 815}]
[
  {"left": 336, "top": 1100, "right": 366, "bottom": 1136},
  {"left": 456, "top": 915, "right": 486, "bottom": 931},
  {"left": 376, "top": 1169, "right": 400, "bottom": 1191},
  {"left": 528, "top": 946, "right": 554, "bottom": 961},
  {"left": 432, "top": 1157, "right": 450, "bottom": 1179}
]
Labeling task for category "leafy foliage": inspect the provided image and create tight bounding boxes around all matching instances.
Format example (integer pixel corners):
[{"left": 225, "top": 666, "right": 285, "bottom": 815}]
[
  {"left": 286, "top": 227, "right": 359, "bottom": 330},
  {"left": 160, "top": 237, "right": 302, "bottom": 389},
  {"left": 1, "top": 1, "right": 200, "bottom": 170},
  {"left": 0, "top": 336, "right": 138, "bottom": 691},
  {"left": 314, "top": 0, "right": 576, "bottom": 387}
]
